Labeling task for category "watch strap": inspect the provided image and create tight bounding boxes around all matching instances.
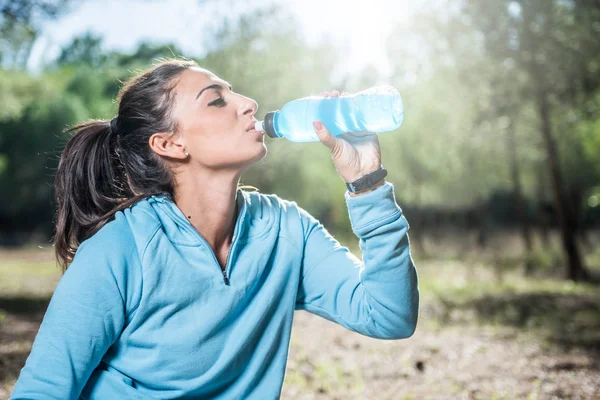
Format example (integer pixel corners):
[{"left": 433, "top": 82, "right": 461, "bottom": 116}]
[{"left": 346, "top": 167, "right": 388, "bottom": 193}]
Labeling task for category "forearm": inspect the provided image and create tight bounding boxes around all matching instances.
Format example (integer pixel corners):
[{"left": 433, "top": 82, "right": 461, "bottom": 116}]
[
  {"left": 296, "top": 182, "right": 419, "bottom": 340},
  {"left": 345, "top": 181, "right": 419, "bottom": 338}
]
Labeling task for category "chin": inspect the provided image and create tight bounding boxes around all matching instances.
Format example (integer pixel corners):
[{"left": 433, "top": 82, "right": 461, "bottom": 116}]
[
  {"left": 252, "top": 144, "right": 268, "bottom": 163},
  {"left": 238, "top": 144, "right": 267, "bottom": 171}
]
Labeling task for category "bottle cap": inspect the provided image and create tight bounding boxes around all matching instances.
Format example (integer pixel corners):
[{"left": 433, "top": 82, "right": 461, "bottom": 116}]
[
  {"left": 262, "top": 111, "right": 280, "bottom": 138},
  {"left": 255, "top": 120, "right": 264, "bottom": 132}
]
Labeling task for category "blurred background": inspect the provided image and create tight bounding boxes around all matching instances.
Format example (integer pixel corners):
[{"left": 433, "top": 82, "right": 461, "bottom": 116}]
[{"left": 1, "top": 0, "right": 599, "bottom": 398}]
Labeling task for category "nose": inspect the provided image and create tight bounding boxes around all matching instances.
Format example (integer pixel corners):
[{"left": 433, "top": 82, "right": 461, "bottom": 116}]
[{"left": 238, "top": 95, "right": 258, "bottom": 117}]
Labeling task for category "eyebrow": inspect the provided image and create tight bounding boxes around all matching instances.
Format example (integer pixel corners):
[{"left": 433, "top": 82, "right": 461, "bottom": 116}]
[{"left": 196, "top": 82, "right": 233, "bottom": 100}]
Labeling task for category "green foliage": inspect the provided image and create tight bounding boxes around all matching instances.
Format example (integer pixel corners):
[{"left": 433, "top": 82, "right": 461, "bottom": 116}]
[
  {"left": 1, "top": 0, "right": 75, "bottom": 69},
  {"left": 1, "top": 1, "right": 600, "bottom": 246},
  {"left": 0, "top": 89, "right": 87, "bottom": 234},
  {"left": 63, "top": 66, "right": 116, "bottom": 117},
  {"left": 0, "top": 69, "right": 55, "bottom": 120},
  {"left": 55, "top": 32, "right": 106, "bottom": 68},
  {"left": 113, "top": 41, "right": 186, "bottom": 69}
]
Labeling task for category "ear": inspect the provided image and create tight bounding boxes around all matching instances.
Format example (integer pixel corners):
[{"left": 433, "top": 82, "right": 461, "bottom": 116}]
[{"left": 148, "top": 132, "right": 187, "bottom": 160}]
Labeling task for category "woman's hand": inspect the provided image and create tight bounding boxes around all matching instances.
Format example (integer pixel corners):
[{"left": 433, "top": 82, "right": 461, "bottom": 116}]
[{"left": 313, "top": 90, "right": 384, "bottom": 194}]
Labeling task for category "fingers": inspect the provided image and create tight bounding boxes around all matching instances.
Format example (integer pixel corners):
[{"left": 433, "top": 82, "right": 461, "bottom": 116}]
[
  {"left": 320, "top": 89, "right": 347, "bottom": 98},
  {"left": 313, "top": 120, "right": 338, "bottom": 151}
]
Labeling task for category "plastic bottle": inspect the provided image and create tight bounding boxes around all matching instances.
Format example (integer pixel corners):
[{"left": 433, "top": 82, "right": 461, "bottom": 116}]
[{"left": 254, "top": 85, "right": 403, "bottom": 142}]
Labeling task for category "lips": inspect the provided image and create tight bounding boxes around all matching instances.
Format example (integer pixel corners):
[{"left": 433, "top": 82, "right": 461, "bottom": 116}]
[{"left": 247, "top": 120, "right": 258, "bottom": 131}]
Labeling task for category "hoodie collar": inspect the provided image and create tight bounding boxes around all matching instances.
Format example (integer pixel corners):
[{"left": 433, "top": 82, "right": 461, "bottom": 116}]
[{"left": 147, "top": 189, "right": 250, "bottom": 247}]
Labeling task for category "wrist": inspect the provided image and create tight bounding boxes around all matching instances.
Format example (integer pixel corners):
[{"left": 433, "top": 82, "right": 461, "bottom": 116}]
[
  {"left": 345, "top": 166, "right": 388, "bottom": 195},
  {"left": 347, "top": 179, "right": 386, "bottom": 197}
]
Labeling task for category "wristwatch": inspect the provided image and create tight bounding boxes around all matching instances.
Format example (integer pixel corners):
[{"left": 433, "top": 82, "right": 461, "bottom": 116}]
[{"left": 345, "top": 167, "right": 388, "bottom": 193}]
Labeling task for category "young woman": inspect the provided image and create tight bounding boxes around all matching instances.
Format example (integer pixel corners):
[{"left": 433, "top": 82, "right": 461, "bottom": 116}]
[{"left": 10, "top": 58, "right": 419, "bottom": 400}]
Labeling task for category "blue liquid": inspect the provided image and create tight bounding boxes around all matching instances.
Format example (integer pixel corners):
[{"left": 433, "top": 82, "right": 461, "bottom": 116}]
[{"left": 272, "top": 86, "right": 404, "bottom": 142}]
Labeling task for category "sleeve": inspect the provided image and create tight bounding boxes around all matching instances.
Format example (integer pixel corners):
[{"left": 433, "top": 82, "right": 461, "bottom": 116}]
[
  {"left": 294, "top": 182, "right": 419, "bottom": 340},
  {"left": 10, "top": 238, "right": 136, "bottom": 400}
]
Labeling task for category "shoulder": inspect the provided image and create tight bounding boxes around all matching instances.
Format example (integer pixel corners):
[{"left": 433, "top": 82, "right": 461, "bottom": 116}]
[
  {"left": 242, "top": 189, "right": 316, "bottom": 241},
  {"left": 243, "top": 189, "right": 304, "bottom": 221},
  {"left": 78, "top": 199, "right": 160, "bottom": 262},
  {"left": 67, "top": 201, "right": 153, "bottom": 315}
]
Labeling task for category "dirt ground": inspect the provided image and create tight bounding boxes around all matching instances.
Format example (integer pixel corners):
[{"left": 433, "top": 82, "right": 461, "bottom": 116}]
[
  {"left": 1, "top": 244, "right": 599, "bottom": 400},
  {"left": 283, "top": 312, "right": 599, "bottom": 399}
]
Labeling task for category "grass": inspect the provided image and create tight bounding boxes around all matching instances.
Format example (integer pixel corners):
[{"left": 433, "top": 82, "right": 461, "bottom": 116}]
[
  {"left": 0, "top": 260, "right": 60, "bottom": 298},
  {"left": 413, "top": 253, "right": 600, "bottom": 361},
  {"left": 418, "top": 259, "right": 598, "bottom": 301}
]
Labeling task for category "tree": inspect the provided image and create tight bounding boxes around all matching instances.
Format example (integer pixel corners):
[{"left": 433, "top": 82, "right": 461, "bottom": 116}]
[
  {"left": 55, "top": 32, "right": 106, "bottom": 68},
  {"left": 465, "top": 0, "right": 600, "bottom": 281},
  {"left": 0, "top": 71, "right": 88, "bottom": 240},
  {"left": 0, "top": 0, "right": 74, "bottom": 69},
  {"left": 393, "top": 0, "right": 600, "bottom": 280}
]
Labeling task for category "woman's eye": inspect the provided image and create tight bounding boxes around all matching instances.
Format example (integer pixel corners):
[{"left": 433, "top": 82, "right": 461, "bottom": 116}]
[{"left": 208, "top": 98, "right": 226, "bottom": 107}]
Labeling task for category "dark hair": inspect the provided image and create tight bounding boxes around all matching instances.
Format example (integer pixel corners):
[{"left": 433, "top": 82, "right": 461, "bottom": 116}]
[{"left": 53, "top": 58, "right": 199, "bottom": 271}]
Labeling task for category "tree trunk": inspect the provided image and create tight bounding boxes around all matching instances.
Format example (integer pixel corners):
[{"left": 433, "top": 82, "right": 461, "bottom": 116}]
[
  {"left": 506, "top": 119, "right": 534, "bottom": 275},
  {"left": 476, "top": 200, "right": 488, "bottom": 249},
  {"left": 535, "top": 170, "right": 552, "bottom": 248},
  {"left": 537, "top": 90, "right": 590, "bottom": 281}
]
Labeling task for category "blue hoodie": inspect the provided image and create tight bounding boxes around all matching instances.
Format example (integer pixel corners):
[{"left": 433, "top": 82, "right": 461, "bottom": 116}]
[{"left": 10, "top": 182, "right": 418, "bottom": 400}]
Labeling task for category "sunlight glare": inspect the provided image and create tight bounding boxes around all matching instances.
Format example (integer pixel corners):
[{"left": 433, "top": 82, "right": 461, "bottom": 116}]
[{"left": 287, "top": 0, "right": 421, "bottom": 77}]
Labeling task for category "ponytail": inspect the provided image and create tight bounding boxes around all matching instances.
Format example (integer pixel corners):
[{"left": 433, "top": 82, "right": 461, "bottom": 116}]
[{"left": 53, "top": 120, "right": 145, "bottom": 272}]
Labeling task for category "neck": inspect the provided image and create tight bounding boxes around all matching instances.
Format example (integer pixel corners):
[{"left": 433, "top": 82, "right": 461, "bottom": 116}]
[{"left": 172, "top": 168, "right": 242, "bottom": 253}]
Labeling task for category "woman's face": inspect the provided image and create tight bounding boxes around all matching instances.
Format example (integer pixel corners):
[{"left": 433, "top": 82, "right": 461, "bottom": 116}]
[{"left": 170, "top": 67, "right": 266, "bottom": 170}]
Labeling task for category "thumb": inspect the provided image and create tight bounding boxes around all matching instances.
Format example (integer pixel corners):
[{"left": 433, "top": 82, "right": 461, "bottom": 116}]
[{"left": 313, "top": 120, "right": 337, "bottom": 150}]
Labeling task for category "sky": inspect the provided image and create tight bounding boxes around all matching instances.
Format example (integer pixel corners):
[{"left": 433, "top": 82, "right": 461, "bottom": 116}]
[{"left": 27, "top": 0, "right": 419, "bottom": 77}]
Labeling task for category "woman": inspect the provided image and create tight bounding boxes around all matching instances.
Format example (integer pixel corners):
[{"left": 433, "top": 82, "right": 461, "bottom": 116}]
[{"left": 10, "top": 58, "right": 419, "bottom": 399}]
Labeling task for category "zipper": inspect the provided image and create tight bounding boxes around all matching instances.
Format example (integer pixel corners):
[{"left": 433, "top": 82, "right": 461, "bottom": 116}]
[
  {"left": 202, "top": 239, "right": 233, "bottom": 286},
  {"left": 201, "top": 222, "right": 240, "bottom": 286},
  {"left": 174, "top": 225, "right": 234, "bottom": 285},
  {"left": 221, "top": 212, "right": 243, "bottom": 285},
  {"left": 221, "top": 269, "right": 229, "bottom": 285},
  {"left": 198, "top": 240, "right": 233, "bottom": 286},
  {"left": 219, "top": 242, "right": 233, "bottom": 286}
]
